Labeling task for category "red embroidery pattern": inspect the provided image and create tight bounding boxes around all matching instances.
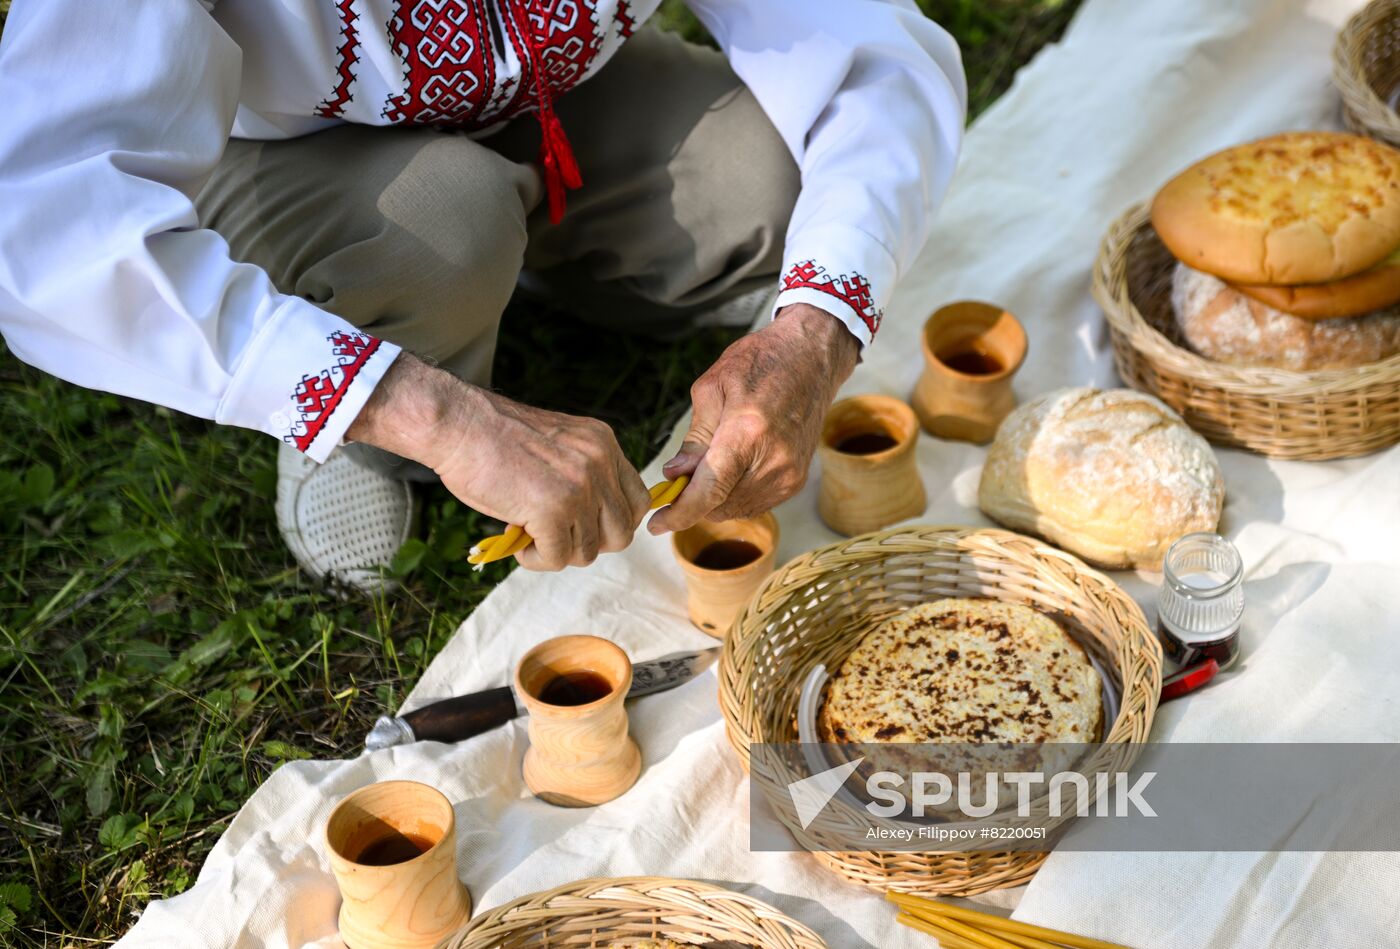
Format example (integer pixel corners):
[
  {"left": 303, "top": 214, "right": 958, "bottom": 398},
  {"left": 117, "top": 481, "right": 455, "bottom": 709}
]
[
  {"left": 498, "top": 0, "right": 601, "bottom": 118},
  {"left": 285, "top": 331, "right": 383, "bottom": 453},
  {"left": 495, "top": 2, "right": 538, "bottom": 119},
  {"left": 781, "top": 260, "right": 883, "bottom": 337},
  {"left": 317, "top": 0, "right": 361, "bottom": 118},
  {"left": 614, "top": 0, "right": 635, "bottom": 37},
  {"left": 379, "top": 0, "right": 601, "bottom": 126},
  {"left": 478, "top": 66, "right": 518, "bottom": 118},
  {"left": 527, "top": 0, "right": 601, "bottom": 93},
  {"left": 382, "top": 0, "right": 495, "bottom": 124}
]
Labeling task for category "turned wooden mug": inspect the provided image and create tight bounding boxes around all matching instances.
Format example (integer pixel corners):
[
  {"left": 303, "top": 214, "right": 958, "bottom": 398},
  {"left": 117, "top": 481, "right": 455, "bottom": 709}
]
[
  {"left": 672, "top": 512, "right": 779, "bottom": 637},
  {"left": 818, "top": 394, "right": 926, "bottom": 536},
  {"left": 325, "top": 780, "right": 472, "bottom": 949},
  {"left": 911, "top": 301, "right": 1028, "bottom": 443},
  {"left": 514, "top": 635, "right": 641, "bottom": 808}
]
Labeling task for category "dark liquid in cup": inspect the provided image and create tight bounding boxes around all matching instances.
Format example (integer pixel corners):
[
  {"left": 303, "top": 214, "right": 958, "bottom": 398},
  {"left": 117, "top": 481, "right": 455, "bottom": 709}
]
[
  {"left": 938, "top": 345, "right": 1003, "bottom": 375},
  {"left": 693, "top": 538, "right": 763, "bottom": 570},
  {"left": 353, "top": 830, "right": 436, "bottom": 866},
  {"left": 538, "top": 670, "right": 613, "bottom": 706},
  {"left": 835, "top": 431, "right": 898, "bottom": 454}
]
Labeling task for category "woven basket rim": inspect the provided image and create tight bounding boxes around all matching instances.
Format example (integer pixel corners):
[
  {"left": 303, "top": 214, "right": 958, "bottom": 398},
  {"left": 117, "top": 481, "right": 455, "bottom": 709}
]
[
  {"left": 1093, "top": 203, "right": 1400, "bottom": 393},
  {"left": 449, "top": 875, "right": 829, "bottom": 949},
  {"left": 722, "top": 524, "right": 1159, "bottom": 759},
  {"left": 1335, "top": 0, "right": 1400, "bottom": 141},
  {"left": 717, "top": 524, "right": 1162, "bottom": 895}
]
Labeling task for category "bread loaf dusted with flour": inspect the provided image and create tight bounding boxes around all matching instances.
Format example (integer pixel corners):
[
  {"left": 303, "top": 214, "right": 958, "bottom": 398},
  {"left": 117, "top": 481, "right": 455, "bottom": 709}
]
[
  {"left": 1172, "top": 263, "right": 1400, "bottom": 370},
  {"left": 978, "top": 388, "right": 1224, "bottom": 569}
]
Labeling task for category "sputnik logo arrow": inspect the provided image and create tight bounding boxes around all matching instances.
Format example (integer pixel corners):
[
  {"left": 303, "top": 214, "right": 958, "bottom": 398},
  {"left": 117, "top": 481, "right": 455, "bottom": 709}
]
[{"left": 788, "top": 756, "right": 864, "bottom": 829}]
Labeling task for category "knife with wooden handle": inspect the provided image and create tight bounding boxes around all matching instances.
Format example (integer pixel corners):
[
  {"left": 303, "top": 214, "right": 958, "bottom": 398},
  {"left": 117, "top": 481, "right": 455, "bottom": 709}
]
[{"left": 364, "top": 645, "right": 722, "bottom": 751}]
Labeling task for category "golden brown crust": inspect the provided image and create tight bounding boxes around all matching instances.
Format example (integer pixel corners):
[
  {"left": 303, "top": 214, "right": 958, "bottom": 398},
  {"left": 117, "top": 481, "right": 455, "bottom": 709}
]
[
  {"left": 817, "top": 599, "right": 1101, "bottom": 747},
  {"left": 977, "top": 388, "right": 1224, "bottom": 570},
  {"left": 1174, "top": 264, "right": 1400, "bottom": 370},
  {"left": 1230, "top": 251, "right": 1400, "bottom": 319},
  {"left": 1151, "top": 132, "right": 1400, "bottom": 285}
]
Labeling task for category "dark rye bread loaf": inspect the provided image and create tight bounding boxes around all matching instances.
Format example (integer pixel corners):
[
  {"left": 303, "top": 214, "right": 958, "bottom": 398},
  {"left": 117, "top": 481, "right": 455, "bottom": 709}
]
[{"left": 817, "top": 599, "right": 1102, "bottom": 747}]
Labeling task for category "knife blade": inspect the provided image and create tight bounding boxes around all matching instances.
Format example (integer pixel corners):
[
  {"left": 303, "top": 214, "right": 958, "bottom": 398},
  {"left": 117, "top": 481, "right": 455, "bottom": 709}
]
[{"left": 364, "top": 645, "right": 722, "bottom": 752}]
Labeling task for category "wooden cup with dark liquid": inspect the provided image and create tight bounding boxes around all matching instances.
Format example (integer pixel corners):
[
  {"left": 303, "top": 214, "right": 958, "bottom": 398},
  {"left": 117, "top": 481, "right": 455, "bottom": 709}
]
[
  {"left": 672, "top": 512, "right": 780, "bottom": 637},
  {"left": 324, "top": 780, "right": 471, "bottom": 949},
  {"left": 911, "top": 301, "right": 1028, "bottom": 443},
  {"left": 514, "top": 635, "right": 641, "bottom": 807},
  {"left": 817, "top": 394, "right": 926, "bottom": 536},
  {"left": 536, "top": 669, "right": 614, "bottom": 706},
  {"left": 834, "top": 431, "right": 900, "bottom": 455}
]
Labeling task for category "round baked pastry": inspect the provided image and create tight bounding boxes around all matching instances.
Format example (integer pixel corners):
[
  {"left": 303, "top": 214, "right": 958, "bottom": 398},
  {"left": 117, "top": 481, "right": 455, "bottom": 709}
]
[
  {"left": 1173, "top": 263, "right": 1400, "bottom": 370},
  {"left": 1231, "top": 249, "right": 1400, "bottom": 320},
  {"left": 978, "top": 388, "right": 1224, "bottom": 570},
  {"left": 818, "top": 599, "right": 1102, "bottom": 747},
  {"left": 1151, "top": 131, "right": 1400, "bottom": 285}
]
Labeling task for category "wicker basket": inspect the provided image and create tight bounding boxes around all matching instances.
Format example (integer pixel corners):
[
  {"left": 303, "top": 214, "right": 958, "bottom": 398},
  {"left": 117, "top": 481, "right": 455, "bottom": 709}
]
[
  {"left": 448, "top": 876, "right": 828, "bottom": 948},
  {"left": 1094, "top": 204, "right": 1400, "bottom": 460},
  {"left": 1335, "top": 0, "right": 1400, "bottom": 147},
  {"left": 718, "top": 525, "right": 1161, "bottom": 897}
]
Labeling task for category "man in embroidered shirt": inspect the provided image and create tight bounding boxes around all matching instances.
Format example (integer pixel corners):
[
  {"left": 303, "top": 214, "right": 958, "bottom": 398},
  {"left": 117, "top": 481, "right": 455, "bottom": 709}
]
[{"left": 0, "top": 1, "right": 966, "bottom": 586}]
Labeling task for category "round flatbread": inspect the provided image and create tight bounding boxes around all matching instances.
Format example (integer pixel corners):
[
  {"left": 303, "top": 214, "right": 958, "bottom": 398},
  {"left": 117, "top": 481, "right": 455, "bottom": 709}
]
[
  {"left": 818, "top": 599, "right": 1102, "bottom": 747},
  {"left": 1230, "top": 248, "right": 1400, "bottom": 319},
  {"left": 1151, "top": 131, "right": 1400, "bottom": 285}
]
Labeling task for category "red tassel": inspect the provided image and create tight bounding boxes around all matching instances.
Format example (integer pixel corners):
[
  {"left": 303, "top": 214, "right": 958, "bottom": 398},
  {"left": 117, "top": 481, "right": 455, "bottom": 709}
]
[
  {"left": 508, "top": 0, "right": 582, "bottom": 223},
  {"left": 537, "top": 104, "right": 580, "bottom": 223},
  {"left": 539, "top": 140, "right": 566, "bottom": 224},
  {"left": 541, "top": 108, "right": 582, "bottom": 189}
]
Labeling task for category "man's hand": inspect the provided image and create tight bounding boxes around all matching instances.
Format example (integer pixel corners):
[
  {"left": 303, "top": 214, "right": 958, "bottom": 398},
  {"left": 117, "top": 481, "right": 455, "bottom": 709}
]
[
  {"left": 648, "top": 302, "right": 859, "bottom": 534},
  {"left": 347, "top": 355, "right": 651, "bottom": 571}
]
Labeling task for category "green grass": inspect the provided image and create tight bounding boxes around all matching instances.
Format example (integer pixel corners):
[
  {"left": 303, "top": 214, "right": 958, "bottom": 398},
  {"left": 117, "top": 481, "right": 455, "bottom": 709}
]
[{"left": 0, "top": 2, "right": 1080, "bottom": 944}]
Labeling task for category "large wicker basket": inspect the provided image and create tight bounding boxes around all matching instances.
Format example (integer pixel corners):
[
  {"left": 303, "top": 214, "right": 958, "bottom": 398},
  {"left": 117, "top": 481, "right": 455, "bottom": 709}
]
[
  {"left": 1094, "top": 204, "right": 1400, "bottom": 460},
  {"left": 448, "top": 876, "right": 828, "bottom": 948},
  {"left": 718, "top": 525, "right": 1161, "bottom": 897},
  {"left": 1335, "top": 0, "right": 1400, "bottom": 147}
]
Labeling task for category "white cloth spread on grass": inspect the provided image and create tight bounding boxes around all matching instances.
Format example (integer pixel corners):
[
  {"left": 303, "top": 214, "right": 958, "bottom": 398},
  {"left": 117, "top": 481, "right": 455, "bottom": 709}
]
[
  {"left": 118, "top": 0, "right": 1400, "bottom": 946},
  {"left": 0, "top": 0, "right": 963, "bottom": 463}
]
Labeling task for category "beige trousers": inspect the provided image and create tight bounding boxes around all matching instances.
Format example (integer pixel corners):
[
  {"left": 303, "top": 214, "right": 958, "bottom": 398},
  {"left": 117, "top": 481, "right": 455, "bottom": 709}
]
[{"left": 197, "top": 28, "right": 800, "bottom": 400}]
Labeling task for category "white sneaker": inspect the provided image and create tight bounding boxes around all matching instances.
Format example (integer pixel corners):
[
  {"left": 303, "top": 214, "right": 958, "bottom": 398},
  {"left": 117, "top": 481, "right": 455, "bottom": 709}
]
[{"left": 275, "top": 444, "right": 417, "bottom": 594}]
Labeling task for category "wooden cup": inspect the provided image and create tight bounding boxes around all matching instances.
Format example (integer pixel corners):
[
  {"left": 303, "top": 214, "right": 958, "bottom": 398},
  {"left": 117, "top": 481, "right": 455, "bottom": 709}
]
[
  {"left": 818, "top": 395, "right": 926, "bottom": 536},
  {"left": 672, "top": 513, "right": 780, "bottom": 638},
  {"left": 911, "top": 301, "right": 1028, "bottom": 443},
  {"left": 514, "top": 635, "right": 641, "bottom": 808},
  {"left": 325, "top": 780, "right": 472, "bottom": 949}
]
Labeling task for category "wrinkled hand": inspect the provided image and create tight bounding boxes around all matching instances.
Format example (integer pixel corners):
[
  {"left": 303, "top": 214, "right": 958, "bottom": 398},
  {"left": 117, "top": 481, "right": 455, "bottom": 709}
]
[
  {"left": 648, "top": 303, "right": 859, "bottom": 534},
  {"left": 348, "top": 354, "right": 651, "bottom": 570}
]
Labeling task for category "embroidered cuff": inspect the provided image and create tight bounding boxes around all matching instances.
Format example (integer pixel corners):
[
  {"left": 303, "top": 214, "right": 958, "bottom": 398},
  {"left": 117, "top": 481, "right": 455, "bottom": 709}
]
[
  {"left": 773, "top": 226, "right": 899, "bottom": 348},
  {"left": 216, "top": 297, "right": 401, "bottom": 464}
]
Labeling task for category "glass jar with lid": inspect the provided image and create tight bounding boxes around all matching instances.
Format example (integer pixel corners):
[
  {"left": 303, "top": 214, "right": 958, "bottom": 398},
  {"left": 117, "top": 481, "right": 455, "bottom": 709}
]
[{"left": 1157, "top": 532, "right": 1244, "bottom": 670}]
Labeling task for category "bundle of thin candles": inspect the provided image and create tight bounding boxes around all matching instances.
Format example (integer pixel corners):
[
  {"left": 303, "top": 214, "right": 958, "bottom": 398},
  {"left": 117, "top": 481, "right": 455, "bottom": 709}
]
[
  {"left": 466, "top": 476, "right": 690, "bottom": 569},
  {"left": 887, "top": 892, "right": 1133, "bottom": 949}
]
